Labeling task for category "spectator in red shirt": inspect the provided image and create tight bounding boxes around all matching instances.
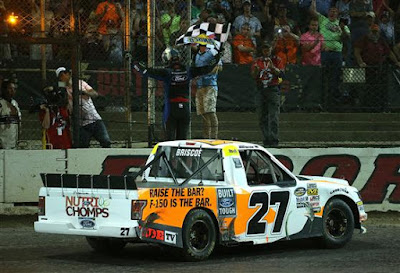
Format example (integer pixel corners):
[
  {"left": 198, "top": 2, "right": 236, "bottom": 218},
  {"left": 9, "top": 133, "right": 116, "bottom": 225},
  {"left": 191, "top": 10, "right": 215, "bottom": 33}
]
[
  {"left": 39, "top": 86, "right": 72, "bottom": 149},
  {"left": 354, "top": 24, "right": 400, "bottom": 111},
  {"left": 251, "top": 42, "right": 284, "bottom": 147}
]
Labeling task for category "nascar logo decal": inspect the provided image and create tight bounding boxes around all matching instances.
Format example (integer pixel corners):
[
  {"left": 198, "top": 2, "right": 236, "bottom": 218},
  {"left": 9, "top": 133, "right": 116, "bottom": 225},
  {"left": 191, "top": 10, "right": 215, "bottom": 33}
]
[{"left": 294, "top": 187, "right": 306, "bottom": 196}]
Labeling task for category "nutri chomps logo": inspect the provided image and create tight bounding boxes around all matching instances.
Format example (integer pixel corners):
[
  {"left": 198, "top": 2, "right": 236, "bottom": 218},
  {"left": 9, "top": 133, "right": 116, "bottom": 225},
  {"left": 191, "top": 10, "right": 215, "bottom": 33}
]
[{"left": 65, "top": 196, "right": 110, "bottom": 218}]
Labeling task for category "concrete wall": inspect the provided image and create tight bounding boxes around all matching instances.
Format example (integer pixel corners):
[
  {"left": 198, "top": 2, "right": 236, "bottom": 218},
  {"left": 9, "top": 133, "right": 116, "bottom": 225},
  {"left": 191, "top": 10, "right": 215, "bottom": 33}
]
[{"left": 1, "top": 147, "right": 400, "bottom": 212}]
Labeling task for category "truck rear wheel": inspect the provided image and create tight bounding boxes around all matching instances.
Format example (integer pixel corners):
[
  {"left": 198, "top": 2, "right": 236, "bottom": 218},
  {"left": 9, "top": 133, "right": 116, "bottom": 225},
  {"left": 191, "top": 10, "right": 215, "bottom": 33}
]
[
  {"left": 86, "top": 237, "right": 127, "bottom": 253},
  {"left": 181, "top": 209, "right": 216, "bottom": 261},
  {"left": 321, "top": 198, "right": 354, "bottom": 248}
]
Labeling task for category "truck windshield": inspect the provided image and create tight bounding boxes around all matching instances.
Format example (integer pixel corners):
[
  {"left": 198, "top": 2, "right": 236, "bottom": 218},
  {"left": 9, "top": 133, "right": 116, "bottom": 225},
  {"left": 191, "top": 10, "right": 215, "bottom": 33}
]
[{"left": 149, "top": 146, "right": 223, "bottom": 182}]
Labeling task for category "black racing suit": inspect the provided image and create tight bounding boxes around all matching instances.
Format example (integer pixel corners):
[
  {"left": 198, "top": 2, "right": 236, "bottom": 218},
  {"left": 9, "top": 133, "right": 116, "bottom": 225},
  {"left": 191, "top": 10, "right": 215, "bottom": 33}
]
[{"left": 134, "top": 62, "right": 218, "bottom": 140}]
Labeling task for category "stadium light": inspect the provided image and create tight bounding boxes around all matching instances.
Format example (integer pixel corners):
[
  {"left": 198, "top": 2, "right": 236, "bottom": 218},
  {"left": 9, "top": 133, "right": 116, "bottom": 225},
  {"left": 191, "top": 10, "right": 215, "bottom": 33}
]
[{"left": 7, "top": 12, "right": 18, "bottom": 26}]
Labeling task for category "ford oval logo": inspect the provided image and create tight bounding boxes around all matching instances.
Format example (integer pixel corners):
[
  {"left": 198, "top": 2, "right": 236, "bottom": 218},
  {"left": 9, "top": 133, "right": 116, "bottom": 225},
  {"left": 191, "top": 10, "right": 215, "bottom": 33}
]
[
  {"left": 220, "top": 198, "right": 234, "bottom": 208},
  {"left": 172, "top": 75, "right": 188, "bottom": 82},
  {"left": 80, "top": 219, "right": 95, "bottom": 228}
]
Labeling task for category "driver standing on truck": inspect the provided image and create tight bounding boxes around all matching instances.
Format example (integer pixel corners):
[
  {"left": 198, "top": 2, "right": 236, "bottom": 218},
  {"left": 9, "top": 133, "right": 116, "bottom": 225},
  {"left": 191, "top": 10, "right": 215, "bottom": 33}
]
[{"left": 134, "top": 47, "right": 220, "bottom": 140}]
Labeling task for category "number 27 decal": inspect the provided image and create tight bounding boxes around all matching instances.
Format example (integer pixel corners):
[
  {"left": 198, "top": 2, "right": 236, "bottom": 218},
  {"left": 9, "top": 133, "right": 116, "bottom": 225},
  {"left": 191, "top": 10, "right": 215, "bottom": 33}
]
[{"left": 247, "top": 191, "right": 290, "bottom": 235}]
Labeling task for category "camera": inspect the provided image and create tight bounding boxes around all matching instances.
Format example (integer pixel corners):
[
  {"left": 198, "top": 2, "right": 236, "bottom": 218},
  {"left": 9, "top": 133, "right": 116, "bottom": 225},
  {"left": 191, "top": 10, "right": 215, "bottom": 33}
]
[{"left": 29, "top": 86, "right": 68, "bottom": 112}]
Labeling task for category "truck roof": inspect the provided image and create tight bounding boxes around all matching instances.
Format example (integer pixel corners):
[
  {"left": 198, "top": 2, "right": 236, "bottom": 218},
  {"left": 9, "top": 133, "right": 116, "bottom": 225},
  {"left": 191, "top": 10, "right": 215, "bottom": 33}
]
[{"left": 157, "top": 139, "right": 261, "bottom": 149}]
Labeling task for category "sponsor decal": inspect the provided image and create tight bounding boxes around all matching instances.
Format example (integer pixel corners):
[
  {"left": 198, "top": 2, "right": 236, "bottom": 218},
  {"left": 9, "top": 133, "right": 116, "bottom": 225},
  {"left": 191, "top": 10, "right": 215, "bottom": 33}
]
[
  {"left": 233, "top": 158, "right": 242, "bottom": 168},
  {"left": 148, "top": 187, "right": 212, "bottom": 209},
  {"left": 65, "top": 196, "right": 110, "bottom": 218},
  {"left": 310, "top": 201, "right": 320, "bottom": 208},
  {"left": 217, "top": 188, "right": 236, "bottom": 217},
  {"left": 307, "top": 188, "right": 319, "bottom": 196},
  {"left": 142, "top": 227, "right": 177, "bottom": 245},
  {"left": 79, "top": 217, "right": 96, "bottom": 229},
  {"left": 296, "top": 196, "right": 308, "bottom": 208},
  {"left": 330, "top": 188, "right": 349, "bottom": 194},
  {"left": 172, "top": 75, "right": 188, "bottom": 82},
  {"left": 223, "top": 145, "right": 239, "bottom": 157},
  {"left": 175, "top": 148, "right": 202, "bottom": 157},
  {"left": 165, "top": 231, "right": 177, "bottom": 244},
  {"left": 294, "top": 187, "right": 306, "bottom": 196},
  {"left": 307, "top": 184, "right": 318, "bottom": 196},
  {"left": 296, "top": 196, "right": 308, "bottom": 202},
  {"left": 313, "top": 207, "right": 321, "bottom": 213},
  {"left": 296, "top": 202, "right": 306, "bottom": 208},
  {"left": 142, "top": 227, "right": 165, "bottom": 241},
  {"left": 309, "top": 195, "right": 320, "bottom": 201},
  {"left": 357, "top": 201, "right": 365, "bottom": 211}
]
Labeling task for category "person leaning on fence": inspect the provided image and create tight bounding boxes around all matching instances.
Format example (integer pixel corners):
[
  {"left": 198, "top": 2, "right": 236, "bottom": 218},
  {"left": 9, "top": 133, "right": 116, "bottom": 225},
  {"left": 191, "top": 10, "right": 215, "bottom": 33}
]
[
  {"left": 251, "top": 42, "right": 284, "bottom": 147},
  {"left": 195, "top": 44, "right": 223, "bottom": 139},
  {"left": 353, "top": 24, "right": 400, "bottom": 111},
  {"left": 133, "top": 47, "right": 221, "bottom": 141},
  {"left": 0, "top": 79, "right": 21, "bottom": 149},
  {"left": 300, "top": 17, "right": 325, "bottom": 66},
  {"left": 56, "top": 67, "right": 111, "bottom": 148},
  {"left": 232, "top": 23, "right": 256, "bottom": 64},
  {"left": 39, "top": 86, "right": 72, "bottom": 149},
  {"left": 310, "top": 1, "right": 350, "bottom": 106}
]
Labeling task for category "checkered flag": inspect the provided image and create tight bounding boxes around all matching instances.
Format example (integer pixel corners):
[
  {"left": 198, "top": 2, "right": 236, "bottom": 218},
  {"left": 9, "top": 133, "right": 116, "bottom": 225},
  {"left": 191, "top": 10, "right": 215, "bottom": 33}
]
[{"left": 175, "top": 22, "right": 231, "bottom": 51}]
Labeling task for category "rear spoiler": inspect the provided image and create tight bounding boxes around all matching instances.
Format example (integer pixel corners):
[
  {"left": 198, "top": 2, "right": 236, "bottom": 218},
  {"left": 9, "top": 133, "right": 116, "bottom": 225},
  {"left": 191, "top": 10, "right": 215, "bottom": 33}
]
[{"left": 40, "top": 173, "right": 137, "bottom": 190}]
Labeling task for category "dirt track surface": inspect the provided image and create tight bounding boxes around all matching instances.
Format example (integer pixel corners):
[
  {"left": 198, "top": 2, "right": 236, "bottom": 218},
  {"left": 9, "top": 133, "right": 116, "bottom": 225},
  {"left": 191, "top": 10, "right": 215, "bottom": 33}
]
[{"left": 1, "top": 212, "right": 399, "bottom": 273}]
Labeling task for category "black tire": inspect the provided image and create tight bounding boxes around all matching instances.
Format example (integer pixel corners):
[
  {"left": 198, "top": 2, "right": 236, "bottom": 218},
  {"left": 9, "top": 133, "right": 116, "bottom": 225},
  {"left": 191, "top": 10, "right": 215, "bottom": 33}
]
[
  {"left": 321, "top": 198, "right": 354, "bottom": 249},
  {"left": 181, "top": 209, "right": 217, "bottom": 261},
  {"left": 86, "top": 237, "right": 127, "bottom": 253}
]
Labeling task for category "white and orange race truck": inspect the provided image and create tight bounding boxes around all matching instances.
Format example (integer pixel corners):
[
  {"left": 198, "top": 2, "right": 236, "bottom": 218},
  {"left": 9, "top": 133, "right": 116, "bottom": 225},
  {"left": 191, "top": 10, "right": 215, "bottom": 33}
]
[{"left": 34, "top": 140, "right": 367, "bottom": 261}]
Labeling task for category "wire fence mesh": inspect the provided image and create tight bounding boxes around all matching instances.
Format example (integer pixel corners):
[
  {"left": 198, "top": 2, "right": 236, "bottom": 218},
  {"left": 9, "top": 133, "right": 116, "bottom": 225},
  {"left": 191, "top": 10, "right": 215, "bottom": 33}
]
[{"left": 0, "top": 0, "right": 400, "bottom": 149}]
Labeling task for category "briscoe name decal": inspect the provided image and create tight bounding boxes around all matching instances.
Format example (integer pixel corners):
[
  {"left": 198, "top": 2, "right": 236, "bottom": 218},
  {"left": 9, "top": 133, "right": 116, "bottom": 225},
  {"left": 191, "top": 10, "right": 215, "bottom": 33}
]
[
  {"left": 176, "top": 148, "right": 202, "bottom": 157},
  {"left": 217, "top": 188, "right": 236, "bottom": 217},
  {"left": 65, "top": 196, "right": 110, "bottom": 218}
]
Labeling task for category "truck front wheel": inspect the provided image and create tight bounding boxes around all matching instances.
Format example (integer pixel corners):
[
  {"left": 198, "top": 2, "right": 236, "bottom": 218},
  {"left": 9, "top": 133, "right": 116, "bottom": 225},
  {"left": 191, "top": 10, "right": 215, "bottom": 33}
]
[
  {"left": 320, "top": 198, "right": 355, "bottom": 248},
  {"left": 86, "top": 237, "right": 127, "bottom": 253},
  {"left": 181, "top": 209, "right": 217, "bottom": 261}
]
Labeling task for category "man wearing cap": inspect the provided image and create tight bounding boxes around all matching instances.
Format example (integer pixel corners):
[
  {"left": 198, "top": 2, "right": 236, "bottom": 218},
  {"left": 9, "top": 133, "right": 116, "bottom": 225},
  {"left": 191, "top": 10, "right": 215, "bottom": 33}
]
[
  {"left": 354, "top": 24, "right": 400, "bottom": 111},
  {"left": 233, "top": 0, "right": 262, "bottom": 45},
  {"left": 251, "top": 43, "right": 284, "bottom": 147},
  {"left": 195, "top": 44, "right": 223, "bottom": 139},
  {"left": 56, "top": 67, "right": 111, "bottom": 148}
]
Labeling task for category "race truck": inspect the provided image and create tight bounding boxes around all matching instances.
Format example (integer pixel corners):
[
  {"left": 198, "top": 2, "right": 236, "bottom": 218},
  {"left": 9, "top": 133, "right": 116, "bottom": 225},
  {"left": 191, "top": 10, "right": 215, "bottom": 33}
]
[{"left": 34, "top": 140, "right": 367, "bottom": 261}]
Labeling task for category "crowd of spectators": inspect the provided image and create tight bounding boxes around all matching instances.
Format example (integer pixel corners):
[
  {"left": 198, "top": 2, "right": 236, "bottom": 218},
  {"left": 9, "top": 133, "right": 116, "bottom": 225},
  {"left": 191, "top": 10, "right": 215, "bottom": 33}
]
[{"left": 1, "top": 0, "right": 400, "bottom": 68}]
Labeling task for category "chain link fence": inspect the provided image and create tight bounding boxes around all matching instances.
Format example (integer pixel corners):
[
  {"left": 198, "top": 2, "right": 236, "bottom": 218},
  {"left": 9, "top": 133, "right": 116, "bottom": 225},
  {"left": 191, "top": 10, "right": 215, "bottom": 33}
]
[{"left": 1, "top": 0, "right": 400, "bottom": 149}]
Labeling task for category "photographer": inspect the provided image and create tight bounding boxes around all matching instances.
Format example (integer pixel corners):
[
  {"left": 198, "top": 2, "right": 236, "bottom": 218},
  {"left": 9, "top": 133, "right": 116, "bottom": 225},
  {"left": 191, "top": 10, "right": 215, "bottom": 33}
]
[{"left": 39, "top": 86, "right": 72, "bottom": 149}]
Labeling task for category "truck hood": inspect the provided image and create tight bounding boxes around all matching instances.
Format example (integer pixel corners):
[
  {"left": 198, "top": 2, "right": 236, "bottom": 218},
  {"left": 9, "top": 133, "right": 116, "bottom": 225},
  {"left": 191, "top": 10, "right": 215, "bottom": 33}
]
[{"left": 297, "top": 175, "right": 349, "bottom": 186}]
